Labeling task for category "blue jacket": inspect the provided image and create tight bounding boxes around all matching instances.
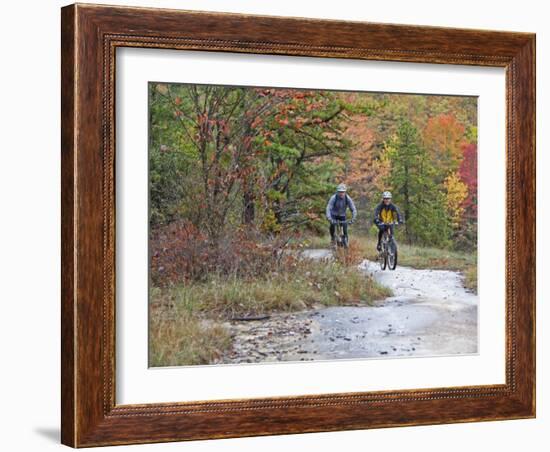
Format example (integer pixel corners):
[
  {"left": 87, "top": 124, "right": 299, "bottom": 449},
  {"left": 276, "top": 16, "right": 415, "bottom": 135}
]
[{"left": 326, "top": 193, "right": 357, "bottom": 221}]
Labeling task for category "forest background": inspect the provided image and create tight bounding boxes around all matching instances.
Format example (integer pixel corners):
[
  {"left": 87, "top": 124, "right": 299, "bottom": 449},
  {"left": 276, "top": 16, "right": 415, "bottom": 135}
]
[{"left": 148, "top": 83, "right": 478, "bottom": 366}]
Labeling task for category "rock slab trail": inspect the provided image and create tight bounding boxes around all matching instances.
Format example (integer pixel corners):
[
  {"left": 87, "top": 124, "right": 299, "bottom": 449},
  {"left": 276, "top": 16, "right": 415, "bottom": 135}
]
[{"left": 219, "top": 252, "right": 478, "bottom": 364}]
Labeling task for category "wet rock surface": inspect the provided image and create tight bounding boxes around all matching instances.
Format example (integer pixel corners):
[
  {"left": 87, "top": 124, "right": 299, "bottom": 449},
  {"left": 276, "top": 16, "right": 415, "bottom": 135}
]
[
  {"left": 220, "top": 313, "right": 320, "bottom": 363},
  {"left": 218, "top": 257, "right": 478, "bottom": 364}
]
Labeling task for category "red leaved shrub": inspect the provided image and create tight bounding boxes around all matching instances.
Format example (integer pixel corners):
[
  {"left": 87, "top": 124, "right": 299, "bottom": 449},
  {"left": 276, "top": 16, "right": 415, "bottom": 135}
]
[{"left": 150, "top": 220, "right": 294, "bottom": 286}]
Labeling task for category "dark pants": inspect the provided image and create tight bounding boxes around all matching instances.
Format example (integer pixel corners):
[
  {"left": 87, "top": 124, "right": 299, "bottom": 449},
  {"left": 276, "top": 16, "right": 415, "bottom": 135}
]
[
  {"left": 377, "top": 224, "right": 394, "bottom": 246},
  {"left": 329, "top": 215, "right": 348, "bottom": 241}
]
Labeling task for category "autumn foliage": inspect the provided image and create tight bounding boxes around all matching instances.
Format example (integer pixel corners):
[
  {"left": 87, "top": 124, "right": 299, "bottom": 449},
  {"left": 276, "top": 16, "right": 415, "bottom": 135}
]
[
  {"left": 459, "top": 142, "right": 478, "bottom": 220},
  {"left": 149, "top": 84, "right": 479, "bottom": 290}
]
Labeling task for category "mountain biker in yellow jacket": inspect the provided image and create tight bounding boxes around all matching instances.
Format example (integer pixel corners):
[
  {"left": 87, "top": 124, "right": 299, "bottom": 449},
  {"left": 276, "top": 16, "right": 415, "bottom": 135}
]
[
  {"left": 326, "top": 183, "right": 357, "bottom": 245},
  {"left": 373, "top": 191, "right": 403, "bottom": 251}
]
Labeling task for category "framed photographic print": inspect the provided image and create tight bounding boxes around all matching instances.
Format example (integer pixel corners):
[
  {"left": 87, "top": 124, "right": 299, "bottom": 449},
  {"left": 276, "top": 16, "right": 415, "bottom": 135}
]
[{"left": 61, "top": 3, "right": 536, "bottom": 447}]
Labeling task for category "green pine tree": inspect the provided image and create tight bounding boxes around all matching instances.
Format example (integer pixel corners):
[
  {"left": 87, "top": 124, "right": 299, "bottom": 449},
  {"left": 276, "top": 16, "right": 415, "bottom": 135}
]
[{"left": 384, "top": 120, "right": 452, "bottom": 247}]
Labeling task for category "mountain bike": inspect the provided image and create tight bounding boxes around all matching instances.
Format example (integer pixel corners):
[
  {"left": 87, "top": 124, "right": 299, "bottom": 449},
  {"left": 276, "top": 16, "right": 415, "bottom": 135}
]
[
  {"left": 378, "top": 222, "right": 399, "bottom": 270},
  {"left": 332, "top": 219, "right": 352, "bottom": 249}
]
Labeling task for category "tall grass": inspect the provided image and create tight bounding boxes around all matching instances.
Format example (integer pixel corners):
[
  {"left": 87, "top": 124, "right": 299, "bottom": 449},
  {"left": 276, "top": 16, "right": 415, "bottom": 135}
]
[
  {"left": 157, "top": 259, "right": 391, "bottom": 318},
  {"left": 149, "top": 307, "right": 232, "bottom": 367}
]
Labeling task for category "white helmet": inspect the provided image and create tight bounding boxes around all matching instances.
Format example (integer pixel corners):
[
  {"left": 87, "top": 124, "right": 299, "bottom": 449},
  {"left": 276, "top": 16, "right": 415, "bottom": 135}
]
[
  {"left": 336, "top": 183, "right": 347, "bottom": 192},
  {"left": 382, "top": 191, "right": 392, "bottom": 199}
]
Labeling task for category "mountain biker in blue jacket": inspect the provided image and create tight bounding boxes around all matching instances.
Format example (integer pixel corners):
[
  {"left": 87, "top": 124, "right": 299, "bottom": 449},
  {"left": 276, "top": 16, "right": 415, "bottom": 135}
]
[
  {"left": 326, "top": 184, "right": 357, "bottom": 245},
  {"left": 373, "top": 191, "right": 403, "bottom": 251}
]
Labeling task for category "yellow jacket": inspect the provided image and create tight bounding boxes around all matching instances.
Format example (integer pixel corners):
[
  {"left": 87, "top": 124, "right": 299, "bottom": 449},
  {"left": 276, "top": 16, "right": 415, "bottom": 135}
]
[{"left": 373, "top": 202, "right": 402, "bottom": 225}]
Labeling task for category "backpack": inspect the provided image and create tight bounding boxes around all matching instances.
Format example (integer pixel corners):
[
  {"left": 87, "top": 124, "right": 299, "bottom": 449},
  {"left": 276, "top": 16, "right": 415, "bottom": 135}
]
[{"left": 332, "top": 193, "right": 350, "bottom": 212}]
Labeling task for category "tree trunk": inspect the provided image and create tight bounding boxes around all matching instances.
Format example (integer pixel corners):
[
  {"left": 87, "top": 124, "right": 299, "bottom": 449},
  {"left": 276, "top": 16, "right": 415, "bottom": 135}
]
[
  {"left": 242, "top": 187, "right": 255, "bottom": 224},
  {"left": 404, "top": 163, "right": 411, "bottom": 244}
]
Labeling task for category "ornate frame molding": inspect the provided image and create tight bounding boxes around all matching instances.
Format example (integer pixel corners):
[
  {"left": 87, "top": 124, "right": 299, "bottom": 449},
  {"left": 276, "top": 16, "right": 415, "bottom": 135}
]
[{"left": 61, "top": 4, "right": 535, "bottom": 447}]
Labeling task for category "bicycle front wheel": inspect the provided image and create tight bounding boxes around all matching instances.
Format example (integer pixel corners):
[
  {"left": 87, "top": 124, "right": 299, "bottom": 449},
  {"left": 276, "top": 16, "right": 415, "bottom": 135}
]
[
  {"left": 379, "top": 248, "right": 387, "bottom": 270},
  {"left": 342, "top": 234, "right": 349, "bottom": 249},
  {"left": 388, "top": 242, "right": 398, "bottom": 270}
]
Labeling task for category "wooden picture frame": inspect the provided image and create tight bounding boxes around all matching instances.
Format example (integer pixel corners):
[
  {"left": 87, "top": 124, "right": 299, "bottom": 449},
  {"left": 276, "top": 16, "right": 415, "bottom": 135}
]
[{"left": 61, "top": 3, "right": 535, "bottom": 447}]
